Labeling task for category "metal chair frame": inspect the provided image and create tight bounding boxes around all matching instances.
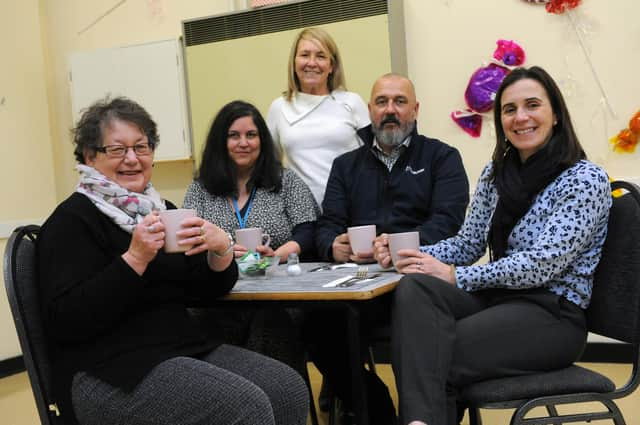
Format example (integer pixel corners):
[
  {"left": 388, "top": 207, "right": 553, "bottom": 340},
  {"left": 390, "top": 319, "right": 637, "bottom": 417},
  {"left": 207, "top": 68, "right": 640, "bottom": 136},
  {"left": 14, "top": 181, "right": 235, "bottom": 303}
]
[
  {"left": 463, "top": 180, "right": 640, "bottom": 425},
  {"left": 4, "top": 224, "right": 68, "bottom": 424}
]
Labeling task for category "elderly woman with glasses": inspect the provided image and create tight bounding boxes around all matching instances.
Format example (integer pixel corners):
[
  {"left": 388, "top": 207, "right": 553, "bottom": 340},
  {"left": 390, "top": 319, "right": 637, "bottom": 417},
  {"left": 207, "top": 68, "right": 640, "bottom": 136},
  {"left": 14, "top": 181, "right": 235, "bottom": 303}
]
[{"left": 37, "top": 96, "right": 309, "bottom": 425}]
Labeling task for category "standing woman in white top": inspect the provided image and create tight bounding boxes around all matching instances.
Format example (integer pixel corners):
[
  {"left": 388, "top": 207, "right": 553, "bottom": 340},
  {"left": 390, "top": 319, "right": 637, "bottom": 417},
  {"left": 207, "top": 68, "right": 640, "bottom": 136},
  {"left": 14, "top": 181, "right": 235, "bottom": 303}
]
[{"left": 267, "top": 27, "right": 370, "bottom": 207}]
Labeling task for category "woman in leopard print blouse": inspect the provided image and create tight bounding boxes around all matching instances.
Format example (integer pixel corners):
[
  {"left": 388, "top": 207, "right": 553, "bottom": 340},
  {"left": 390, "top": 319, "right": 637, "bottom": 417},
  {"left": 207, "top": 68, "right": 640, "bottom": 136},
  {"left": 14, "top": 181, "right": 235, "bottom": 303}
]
[{"left": 377, "top": 66, "right": 612, "bottom": 425}]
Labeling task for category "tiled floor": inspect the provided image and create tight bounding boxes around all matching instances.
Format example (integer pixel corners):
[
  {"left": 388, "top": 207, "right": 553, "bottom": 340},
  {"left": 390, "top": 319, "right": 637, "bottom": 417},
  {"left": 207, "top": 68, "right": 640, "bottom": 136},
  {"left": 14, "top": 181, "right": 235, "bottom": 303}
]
[{"left": 2, "top": 362, "right": 638, "bottom": 425}]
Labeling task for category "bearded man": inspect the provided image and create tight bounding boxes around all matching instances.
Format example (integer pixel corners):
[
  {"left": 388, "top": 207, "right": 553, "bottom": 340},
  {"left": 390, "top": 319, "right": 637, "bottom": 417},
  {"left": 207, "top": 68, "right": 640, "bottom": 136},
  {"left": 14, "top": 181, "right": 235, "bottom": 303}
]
[
  {"left": 315, "top": 73, "right": 470, "bottom": 262},
  {"left": 307, "top": 74, "right": 470, "bottom": 424}
]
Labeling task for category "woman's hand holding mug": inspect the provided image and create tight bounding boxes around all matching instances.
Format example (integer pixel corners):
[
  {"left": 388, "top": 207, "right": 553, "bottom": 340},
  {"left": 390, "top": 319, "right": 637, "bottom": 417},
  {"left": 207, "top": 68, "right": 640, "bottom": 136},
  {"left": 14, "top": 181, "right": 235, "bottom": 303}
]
[{"left": 123, "top": 211, "right": 165, "bottom": 275}]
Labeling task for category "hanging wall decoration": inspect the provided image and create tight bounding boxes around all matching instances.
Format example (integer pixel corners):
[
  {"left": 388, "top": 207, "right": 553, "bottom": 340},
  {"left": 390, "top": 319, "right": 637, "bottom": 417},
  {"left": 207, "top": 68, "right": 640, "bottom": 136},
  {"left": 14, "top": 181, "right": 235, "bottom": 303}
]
[
  {"left": 520, "top": 0, "right": 582, "bottom": 13},
  {"left": 544, "top": 0, "right": 582, "bottom": 14},
  {"left": 451, "top": 39, "right": 526, "bottom": 138},
  {"left": 610, "top": 111, "right": 640, "bottom": 153},
  {"left": 524, "top": 0, "right": 615, "bottom": 120}
]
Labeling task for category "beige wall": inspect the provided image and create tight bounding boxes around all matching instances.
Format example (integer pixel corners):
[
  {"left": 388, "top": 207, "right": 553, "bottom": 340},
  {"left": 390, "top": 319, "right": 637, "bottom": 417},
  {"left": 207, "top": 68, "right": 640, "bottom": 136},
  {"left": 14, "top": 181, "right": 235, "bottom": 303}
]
[
  {"left": 185, "top": 14, "right": 391, "bottom": 166},
  {"left": 0, "top": 0, "right": 56, "bottom": 361},
  {"left": 0, "top": 0, "right": 233, "bottom": 361},
  {"left": 2, "top": 0, "right": 639, "bottom": 361},
  {"left": 41, "top": 0, "right": 234, "bottom": 203},
  {"left": 403, "top": 0, "right": 640, "bottom": 186}
]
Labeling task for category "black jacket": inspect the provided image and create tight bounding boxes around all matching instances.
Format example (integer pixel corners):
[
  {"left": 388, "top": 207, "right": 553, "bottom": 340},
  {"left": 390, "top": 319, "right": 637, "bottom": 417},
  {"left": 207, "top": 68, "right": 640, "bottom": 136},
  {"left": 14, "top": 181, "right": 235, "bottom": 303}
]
[
  {"left": 37, "top": 193, "right": 237, "bottom": 423},
  {"left": 316, "top": 124, "right": 470, "bottom": 260}
]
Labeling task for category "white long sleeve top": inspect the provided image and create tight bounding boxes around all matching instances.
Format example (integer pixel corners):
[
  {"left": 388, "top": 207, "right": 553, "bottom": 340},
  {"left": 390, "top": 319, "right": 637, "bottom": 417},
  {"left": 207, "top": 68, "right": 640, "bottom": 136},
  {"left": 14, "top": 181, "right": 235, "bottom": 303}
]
[{"left": 267, "top": 90, "right": 370, "bottom": 207}]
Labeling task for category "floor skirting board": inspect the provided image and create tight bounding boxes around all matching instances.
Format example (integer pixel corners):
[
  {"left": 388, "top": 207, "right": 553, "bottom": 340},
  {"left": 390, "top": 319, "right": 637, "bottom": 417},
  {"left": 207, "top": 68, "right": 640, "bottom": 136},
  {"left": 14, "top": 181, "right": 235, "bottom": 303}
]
[{"left": 0, "top": 356, "right": 24, "bottom": 379}]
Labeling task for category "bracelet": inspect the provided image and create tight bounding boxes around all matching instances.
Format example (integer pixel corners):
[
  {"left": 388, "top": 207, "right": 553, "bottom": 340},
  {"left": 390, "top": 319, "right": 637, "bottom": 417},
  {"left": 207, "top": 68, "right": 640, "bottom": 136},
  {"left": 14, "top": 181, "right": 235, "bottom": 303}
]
[
  {"left": 211, "top": 232, "right": 234, "bottom": 258},
  {"left": 449, "top": 264, "right": 456, "bottom": 283}
]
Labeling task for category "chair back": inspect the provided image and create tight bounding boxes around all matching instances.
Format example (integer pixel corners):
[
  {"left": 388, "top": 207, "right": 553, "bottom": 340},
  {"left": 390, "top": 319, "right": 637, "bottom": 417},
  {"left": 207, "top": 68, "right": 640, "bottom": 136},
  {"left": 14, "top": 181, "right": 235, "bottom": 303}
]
[
  {"left": 3, "top": 225, "right": 60, "bottom": 425},
  {"left": 587, "top": 181, "right": 640, "bottom": 345}
]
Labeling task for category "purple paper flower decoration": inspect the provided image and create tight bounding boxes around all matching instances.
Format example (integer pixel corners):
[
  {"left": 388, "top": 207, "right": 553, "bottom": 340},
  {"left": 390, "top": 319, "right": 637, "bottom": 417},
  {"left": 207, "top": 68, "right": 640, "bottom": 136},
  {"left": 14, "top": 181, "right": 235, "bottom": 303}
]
[{"left": 464, "top": 63, "right": 510, "bottom": 113}]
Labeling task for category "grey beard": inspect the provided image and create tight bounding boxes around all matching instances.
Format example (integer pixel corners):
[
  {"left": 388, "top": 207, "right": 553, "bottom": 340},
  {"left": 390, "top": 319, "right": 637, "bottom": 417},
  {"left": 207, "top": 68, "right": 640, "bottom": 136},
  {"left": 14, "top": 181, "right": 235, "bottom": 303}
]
[{"left": 373, "top": 121, "right": 415, "bottom": 148}]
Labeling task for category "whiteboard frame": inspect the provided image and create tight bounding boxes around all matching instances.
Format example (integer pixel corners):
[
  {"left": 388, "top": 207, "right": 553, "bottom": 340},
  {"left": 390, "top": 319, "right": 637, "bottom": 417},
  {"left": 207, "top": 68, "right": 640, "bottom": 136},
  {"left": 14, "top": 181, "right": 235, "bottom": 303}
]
[{"left": 69, "top": 39, "right": 192, "bottom": 162}]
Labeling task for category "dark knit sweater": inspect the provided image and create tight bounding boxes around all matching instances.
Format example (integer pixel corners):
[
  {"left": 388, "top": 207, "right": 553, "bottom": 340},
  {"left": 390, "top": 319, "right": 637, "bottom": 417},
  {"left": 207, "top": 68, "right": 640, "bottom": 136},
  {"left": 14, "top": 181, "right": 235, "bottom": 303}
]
[{"left": 37, "top": 192, "right": 237, "bottom": 423}]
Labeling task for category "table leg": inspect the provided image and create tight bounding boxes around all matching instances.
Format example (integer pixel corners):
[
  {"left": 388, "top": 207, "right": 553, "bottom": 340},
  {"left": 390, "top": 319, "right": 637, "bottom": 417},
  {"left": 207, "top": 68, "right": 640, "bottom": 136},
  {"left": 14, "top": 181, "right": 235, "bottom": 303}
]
[{"left": 345, "top": 303, "right": 369, "bottom": 425}]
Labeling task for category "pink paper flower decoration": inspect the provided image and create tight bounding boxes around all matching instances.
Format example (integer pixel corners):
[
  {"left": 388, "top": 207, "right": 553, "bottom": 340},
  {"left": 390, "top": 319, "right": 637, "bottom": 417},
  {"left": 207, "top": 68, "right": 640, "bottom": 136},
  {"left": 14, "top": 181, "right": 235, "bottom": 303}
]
[{"left": 493, "top": 39, "right": 526, "bottom": 66}]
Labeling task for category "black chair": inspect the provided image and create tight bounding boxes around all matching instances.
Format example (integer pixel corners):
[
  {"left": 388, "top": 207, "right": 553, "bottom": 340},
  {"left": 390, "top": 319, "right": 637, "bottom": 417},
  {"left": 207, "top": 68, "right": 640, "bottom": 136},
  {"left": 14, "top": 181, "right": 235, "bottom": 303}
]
[
  {"left": 460, "top": 180, "right": 640, "bottom": 425},
  {"left": 3, "top": 225, "right": 67, "bottom": 425}
]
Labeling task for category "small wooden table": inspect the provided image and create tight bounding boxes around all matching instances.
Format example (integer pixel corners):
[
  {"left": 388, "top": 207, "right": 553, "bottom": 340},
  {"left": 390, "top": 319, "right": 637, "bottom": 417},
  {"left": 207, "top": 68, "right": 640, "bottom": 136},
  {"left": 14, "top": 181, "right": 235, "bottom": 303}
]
[
  {"left": 221, "top": 262, "right": 402, "bottom": 425},
  {"left": 224, "top": 262, "right": 400, "bottom": 300}
]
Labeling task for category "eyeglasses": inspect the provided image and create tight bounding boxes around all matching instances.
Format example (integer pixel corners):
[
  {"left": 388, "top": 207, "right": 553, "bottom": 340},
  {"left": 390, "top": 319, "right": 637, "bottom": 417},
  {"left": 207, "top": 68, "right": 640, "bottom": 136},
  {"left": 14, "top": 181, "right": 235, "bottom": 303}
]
[{"left": 95, "top": 143, "right": 154, "bottom": 158}]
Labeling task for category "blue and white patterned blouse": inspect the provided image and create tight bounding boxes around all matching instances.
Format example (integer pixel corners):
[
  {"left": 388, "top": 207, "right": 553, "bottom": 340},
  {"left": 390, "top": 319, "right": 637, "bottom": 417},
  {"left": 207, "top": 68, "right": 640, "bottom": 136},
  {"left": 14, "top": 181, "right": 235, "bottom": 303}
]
[{"left": 421, "top": 160, "right": 611, "bottom": 309}]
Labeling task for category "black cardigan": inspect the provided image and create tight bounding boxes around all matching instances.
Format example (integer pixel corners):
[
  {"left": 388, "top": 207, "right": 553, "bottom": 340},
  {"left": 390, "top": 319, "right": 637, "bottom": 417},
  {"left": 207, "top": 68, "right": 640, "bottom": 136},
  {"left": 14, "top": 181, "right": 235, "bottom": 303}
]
[{"left": 37, "top": 192, "right": 238, "bottom": 423}]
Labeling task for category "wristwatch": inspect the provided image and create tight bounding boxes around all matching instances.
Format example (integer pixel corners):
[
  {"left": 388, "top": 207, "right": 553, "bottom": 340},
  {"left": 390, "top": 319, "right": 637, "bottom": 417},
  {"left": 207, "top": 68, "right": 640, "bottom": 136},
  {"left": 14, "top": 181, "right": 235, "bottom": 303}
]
[{"left": 211, "top": 232, "right": 234, "bottom": 257}]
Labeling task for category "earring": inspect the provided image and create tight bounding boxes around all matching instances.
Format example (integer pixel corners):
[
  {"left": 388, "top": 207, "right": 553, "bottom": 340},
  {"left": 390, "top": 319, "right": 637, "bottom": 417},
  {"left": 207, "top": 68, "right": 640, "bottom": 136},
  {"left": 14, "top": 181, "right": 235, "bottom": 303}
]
[{"left": 503, "top": 138, "right": 512, "bottom": 157}]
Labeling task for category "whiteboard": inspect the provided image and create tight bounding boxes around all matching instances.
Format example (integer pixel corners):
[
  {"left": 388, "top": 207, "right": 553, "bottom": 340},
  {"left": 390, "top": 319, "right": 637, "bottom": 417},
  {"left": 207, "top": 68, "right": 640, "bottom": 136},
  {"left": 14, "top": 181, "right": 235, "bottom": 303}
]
[{"left": 69, "top": 39, "right": 192, "bottom": 162}]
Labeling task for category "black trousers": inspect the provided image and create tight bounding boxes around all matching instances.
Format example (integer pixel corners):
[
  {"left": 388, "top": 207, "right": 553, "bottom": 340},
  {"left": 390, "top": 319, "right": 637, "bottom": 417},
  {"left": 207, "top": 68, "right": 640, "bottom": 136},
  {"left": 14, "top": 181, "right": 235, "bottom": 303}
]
[
  {"left": 303, "top": 295, "right": 395, "bottom": 420},
  {"left": 392, "top": 274, "right": 587, "bottom": 425}
]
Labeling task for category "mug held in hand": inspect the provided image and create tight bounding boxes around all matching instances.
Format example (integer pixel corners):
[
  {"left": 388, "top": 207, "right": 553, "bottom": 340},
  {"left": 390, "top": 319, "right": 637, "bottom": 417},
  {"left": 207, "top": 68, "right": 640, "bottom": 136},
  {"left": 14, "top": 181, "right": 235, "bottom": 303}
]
[
  {"left": 159, "top": 209, "right": 197, "bottom": 253},
  {"left": 388, "top": 231, "right": 420, "bottom": 266},
  {"left": 234, "top": 227, "right": 271, "bottom": 253},
  {"left": 347, "top": 224, "right": 376, "bottom": 257}
]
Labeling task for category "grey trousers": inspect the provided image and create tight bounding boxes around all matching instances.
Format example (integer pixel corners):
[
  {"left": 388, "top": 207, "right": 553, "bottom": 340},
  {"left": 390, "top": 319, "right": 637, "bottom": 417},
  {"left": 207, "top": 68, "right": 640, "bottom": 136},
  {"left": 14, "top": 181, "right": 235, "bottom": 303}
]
[
  {"left": 391, "top": 274, "right": 587, "bottom": 425},
  {"left": 71, "top": 344, "right": 309, "bottom": 425}
]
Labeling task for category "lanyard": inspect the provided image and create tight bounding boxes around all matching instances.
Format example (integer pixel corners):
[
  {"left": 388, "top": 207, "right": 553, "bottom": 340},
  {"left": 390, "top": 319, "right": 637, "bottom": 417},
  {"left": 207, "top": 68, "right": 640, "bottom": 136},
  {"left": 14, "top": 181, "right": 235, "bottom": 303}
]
[{"left": 232, "top": 187, "right": 257, "bottom": 229}]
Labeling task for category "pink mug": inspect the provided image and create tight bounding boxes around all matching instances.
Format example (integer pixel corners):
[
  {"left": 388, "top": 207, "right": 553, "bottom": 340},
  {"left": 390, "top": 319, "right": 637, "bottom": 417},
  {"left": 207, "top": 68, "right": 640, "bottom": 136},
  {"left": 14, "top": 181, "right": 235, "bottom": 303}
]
[
  {"left": 388, "top": 231, "right": 420, "bottom": 266},
  {"left": 159, "top": 209, "right": 197, "bottom": 253}
]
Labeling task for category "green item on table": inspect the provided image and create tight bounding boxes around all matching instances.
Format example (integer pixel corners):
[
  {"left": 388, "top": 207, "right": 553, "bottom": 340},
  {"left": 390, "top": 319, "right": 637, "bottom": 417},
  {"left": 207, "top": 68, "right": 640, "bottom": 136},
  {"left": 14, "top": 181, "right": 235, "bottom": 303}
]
[{"left": 237, "top": 252, "right": 279, "bottom": 276}]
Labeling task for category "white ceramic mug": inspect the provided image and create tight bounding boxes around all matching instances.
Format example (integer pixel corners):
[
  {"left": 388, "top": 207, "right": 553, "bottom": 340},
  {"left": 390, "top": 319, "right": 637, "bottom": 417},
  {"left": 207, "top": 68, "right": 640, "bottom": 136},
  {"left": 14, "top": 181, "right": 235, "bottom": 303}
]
[
  {"left": 347, "top": 224, "right": 377, "bottom": 257},
  {"left": 388, "top": 231, "right": 420, "bottom": 266},
  {"left": 235, "top": 227, "right": 271, "bottom": 252},
  {"left": 159, "top": 209, "right": 197, "bottom": 253}
]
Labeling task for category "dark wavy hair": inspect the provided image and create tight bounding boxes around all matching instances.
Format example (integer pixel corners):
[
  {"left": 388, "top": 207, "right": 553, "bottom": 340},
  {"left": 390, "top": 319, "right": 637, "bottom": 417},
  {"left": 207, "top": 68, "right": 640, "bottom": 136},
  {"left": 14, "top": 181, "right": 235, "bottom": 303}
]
[
  {"left": 197, "top": 100, "right": 282, "bottom": 196},
  {"left": 491, "top": 66, "right": 585, "bottom": 178},
  {"left": 72, "top": 96, "right": 159, "bottom": 164}
]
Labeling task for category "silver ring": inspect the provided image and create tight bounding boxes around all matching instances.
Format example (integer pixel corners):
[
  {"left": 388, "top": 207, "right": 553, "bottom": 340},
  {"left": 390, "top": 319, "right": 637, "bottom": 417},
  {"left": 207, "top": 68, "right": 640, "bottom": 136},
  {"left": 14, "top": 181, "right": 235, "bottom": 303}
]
[{"left": 146, "top": 224, "right": 155, "bottom": 233}]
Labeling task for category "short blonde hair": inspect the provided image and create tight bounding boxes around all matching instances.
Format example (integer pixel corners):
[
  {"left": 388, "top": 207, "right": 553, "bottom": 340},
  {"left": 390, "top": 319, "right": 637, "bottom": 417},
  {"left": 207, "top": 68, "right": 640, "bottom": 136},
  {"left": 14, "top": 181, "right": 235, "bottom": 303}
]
[{"left": 285, "top": 27, "right": 346, "bottom": 100}]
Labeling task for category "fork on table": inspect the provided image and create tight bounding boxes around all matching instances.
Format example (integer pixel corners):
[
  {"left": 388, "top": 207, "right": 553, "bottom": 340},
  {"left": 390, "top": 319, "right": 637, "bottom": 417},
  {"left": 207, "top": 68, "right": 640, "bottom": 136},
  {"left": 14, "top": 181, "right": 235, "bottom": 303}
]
[{"left": 338, "top": 267, "right": 381, "bottom": 287}]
